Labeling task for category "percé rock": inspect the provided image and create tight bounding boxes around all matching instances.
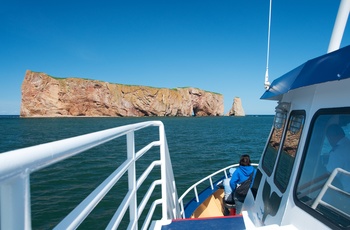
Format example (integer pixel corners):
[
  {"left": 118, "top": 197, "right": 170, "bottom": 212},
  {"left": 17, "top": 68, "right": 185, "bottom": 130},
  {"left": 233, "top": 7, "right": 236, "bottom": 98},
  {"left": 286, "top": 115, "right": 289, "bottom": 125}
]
[
  {"left": 20, "top": 70, "right": 224, "bottom": 117},
  {"left": 228, "top": 97, "right": 245, "bottom": 116}
]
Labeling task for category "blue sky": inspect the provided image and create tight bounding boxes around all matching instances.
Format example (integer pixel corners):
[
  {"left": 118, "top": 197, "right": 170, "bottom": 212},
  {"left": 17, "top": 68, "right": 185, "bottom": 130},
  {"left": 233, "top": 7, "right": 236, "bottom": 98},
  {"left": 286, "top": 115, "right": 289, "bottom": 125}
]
[{"left": 1, "top": 0, "right": 349, "bottom": 115}]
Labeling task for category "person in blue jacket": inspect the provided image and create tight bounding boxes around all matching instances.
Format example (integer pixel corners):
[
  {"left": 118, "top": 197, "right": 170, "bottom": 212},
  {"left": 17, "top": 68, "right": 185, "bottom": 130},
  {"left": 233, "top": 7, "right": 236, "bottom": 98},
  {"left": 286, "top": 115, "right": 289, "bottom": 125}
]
[{"left": 229, "top": 154, "right": 255, "bottom": 214}]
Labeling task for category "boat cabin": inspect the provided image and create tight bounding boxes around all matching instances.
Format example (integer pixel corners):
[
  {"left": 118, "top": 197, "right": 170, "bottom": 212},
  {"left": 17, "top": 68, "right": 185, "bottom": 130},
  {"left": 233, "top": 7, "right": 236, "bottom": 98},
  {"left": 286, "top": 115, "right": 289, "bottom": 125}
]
[{"left": 245, "top": 45, "right": 350, "bottom": 229}]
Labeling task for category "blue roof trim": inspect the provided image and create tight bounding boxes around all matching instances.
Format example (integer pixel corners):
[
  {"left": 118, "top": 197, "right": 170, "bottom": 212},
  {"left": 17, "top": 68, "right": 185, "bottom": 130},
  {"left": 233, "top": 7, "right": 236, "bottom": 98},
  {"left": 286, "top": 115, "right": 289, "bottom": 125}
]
[{"left": 261, "top": 45, "right": 350, "bottom": 100}]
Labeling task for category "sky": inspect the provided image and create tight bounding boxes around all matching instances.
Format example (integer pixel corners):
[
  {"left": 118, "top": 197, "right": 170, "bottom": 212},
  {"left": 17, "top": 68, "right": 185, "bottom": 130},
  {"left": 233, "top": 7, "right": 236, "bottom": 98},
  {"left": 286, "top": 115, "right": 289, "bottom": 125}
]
[{"left": 1, "top": 0, "right": 350, "bottom": 115}]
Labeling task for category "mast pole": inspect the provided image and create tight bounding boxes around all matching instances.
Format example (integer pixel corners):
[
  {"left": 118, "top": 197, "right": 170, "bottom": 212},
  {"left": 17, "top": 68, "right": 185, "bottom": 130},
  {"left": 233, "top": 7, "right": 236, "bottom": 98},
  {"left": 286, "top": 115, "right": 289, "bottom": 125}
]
[
  {"left": 264, "top": 0, "right": 272, "bottom": 90},
  {"left": 328, "top": 0, "right": 350, "bottom": 53}
]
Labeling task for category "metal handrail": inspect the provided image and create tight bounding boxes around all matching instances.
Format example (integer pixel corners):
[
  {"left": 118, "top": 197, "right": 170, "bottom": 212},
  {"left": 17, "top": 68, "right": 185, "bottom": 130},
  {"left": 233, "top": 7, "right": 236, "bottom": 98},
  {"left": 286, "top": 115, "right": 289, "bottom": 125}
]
[
  {"left": 0, "top": 121, "right": 180, "bottom": 230},
  {"left": 178, "top": 163, "right": 258, "bottom": 218},
  {"left": 312, "top": 167, "right": 350, "bottom": 218}
]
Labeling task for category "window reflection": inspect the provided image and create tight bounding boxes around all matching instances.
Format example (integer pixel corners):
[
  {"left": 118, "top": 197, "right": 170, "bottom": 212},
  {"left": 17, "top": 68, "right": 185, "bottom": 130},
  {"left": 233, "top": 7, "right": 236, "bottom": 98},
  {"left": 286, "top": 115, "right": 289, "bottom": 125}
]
[
  {"left": 275, "top": 112, "right": 305, "bottom": 192},
  {"left": 262, "top": 116, "right": 285, "bottom": 176},
  {"left": 296, "top": 110, "right": 350, "bottom": 229}
]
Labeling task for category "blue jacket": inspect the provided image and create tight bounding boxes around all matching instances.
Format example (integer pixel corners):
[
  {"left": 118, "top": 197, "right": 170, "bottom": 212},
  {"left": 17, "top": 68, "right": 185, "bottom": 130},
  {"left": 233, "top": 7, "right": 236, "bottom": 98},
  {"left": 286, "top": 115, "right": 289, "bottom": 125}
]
[{"left": 229, "top": 165, "right": 255, "bottom": 192}]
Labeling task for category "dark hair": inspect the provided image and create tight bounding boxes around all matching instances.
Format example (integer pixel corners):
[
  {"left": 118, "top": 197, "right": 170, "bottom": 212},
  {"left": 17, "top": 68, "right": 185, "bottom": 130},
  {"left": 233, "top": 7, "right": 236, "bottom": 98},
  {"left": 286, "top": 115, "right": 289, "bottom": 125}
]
[
  {"left": 326, "top": 124, "right": 345, "bottom": 147},
  {"left": 326, "top": 124, "right": 345, "bottom": 138},
  {"left": 239, "top": 154, "right": 251, "bottom": 166}
]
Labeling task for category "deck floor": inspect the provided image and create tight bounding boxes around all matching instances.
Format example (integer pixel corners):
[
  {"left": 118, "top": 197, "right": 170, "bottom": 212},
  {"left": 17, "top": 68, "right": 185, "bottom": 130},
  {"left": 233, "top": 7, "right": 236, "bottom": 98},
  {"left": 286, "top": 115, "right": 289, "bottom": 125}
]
[{"left": 161, "top": 216, "right": 245, "bottom": 230}]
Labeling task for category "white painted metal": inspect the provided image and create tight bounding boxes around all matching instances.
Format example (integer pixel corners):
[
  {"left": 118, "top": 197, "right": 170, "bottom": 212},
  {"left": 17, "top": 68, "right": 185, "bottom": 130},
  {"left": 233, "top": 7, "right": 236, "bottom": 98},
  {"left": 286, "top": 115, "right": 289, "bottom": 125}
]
[
  {"left": 245, "top": 73, "right": 350, "bottom": 230},
  {"left": 159, "top": 122, "right": 168, "bottom": 222},
  {"left": 264, "top": 0, "right": 272, "bottom": 90},
  {"left": 142, "top": 199, "right": 163, "bottom": 230},
  {"left": 328, "top": 0, "right": 350, "bottom": 53},
  {"left": 127, "top": 131, "right": 137, "bottom": 230},
  {"left": 312, "top": 168, "right": 350, "bottom": 215},
  {"left": 0, "top": 175, "right": 31, "bottom": 229},
  {"left": 0, "top": 121, "right": 179, "bottom": 230}
]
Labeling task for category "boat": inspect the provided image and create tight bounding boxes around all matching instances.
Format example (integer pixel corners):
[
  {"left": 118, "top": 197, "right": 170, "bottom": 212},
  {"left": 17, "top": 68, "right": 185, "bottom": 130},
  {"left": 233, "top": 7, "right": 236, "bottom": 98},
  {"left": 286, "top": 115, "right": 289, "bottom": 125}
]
[{"left": 1, "top": 1, "right": 350, "bottom": 229}]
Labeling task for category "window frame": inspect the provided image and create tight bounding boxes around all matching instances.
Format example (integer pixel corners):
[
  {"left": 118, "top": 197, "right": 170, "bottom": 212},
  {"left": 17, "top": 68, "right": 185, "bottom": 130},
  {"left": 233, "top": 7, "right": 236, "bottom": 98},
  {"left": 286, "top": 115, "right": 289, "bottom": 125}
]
[
  {"left": 294, "top": 107, "right": 350, "bottom": 230},
  {"left": 261, "top": 113, "right": 287, "bottom": 176},
  {"left": 274, "top": 110, "right": 305, "bottom": 193}
]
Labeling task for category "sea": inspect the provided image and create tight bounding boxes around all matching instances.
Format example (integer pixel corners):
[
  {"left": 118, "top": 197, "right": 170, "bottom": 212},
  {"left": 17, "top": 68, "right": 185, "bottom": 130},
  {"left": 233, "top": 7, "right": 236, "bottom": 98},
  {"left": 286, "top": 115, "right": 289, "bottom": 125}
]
[{"left": 0, "top": 115, "right": 273, "bottom": 229}]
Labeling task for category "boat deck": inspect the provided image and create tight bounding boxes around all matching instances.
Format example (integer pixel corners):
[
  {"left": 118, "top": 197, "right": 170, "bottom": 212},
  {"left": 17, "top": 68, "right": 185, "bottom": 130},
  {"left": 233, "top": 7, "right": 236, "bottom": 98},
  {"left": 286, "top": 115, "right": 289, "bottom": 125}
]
[{"left": 161, "top": 216, "right": 245, "bottom": 230}]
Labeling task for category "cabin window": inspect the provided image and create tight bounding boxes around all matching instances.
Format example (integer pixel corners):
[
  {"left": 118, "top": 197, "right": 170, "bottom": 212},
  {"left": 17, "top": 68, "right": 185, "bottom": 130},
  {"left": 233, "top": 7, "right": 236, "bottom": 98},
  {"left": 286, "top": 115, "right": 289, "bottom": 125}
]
[
  {"left": 295, "top": 108, "right": 350, "bottom": 229},
  {"left": 262, "top": 112, "right": 287, "bottom": 176},
  {"left": 274, "top": 112, "right": 305, "bottom": 192}
]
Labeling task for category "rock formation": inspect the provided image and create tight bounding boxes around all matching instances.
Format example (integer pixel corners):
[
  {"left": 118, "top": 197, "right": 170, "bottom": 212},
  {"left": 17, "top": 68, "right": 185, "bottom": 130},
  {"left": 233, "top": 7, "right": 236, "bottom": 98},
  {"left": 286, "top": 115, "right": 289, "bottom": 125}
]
[
  {"left": 20, "top": 70, "right": 224, "bottom": 117},
  {"left": 228, "top": 97, "right": 245, "bottom": 116}
]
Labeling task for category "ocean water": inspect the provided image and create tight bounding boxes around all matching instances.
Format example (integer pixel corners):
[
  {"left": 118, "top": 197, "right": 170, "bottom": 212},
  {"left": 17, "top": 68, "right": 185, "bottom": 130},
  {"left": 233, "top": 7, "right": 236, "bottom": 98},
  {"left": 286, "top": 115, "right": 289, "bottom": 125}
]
[{"left": 0, "top": 115, "right": 273, "bottom": 229}]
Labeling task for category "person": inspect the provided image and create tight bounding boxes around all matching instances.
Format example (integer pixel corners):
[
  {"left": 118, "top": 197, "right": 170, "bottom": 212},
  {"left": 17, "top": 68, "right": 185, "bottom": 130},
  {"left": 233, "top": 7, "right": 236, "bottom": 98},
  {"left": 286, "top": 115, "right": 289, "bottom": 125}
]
[
  {"left": 221, "top": 168, "right": 236, "bottom": 202},
  {"left": 228, "top": 154, "right": 255, "bottom": 214},
  {"left": 325, "top": 124, "right": 350, "bottom": 192},
  {"left": 217, "top": 168, "right": 236, "bottom": 215}
]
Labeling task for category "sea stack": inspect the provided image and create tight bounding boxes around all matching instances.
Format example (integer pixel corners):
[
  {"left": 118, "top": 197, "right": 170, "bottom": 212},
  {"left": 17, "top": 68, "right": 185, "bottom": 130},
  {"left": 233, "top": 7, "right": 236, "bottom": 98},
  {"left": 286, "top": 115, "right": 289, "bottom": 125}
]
[{"left": 228, "top": 97, "right": 245, "bottom": 116}]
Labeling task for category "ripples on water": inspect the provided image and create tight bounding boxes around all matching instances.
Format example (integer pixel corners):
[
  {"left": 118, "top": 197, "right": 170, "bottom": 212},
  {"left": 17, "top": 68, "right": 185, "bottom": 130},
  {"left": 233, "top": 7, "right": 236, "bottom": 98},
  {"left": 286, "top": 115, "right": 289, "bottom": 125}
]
[{"left": 0, "top": 116, "right": 273, "bottom": 229}]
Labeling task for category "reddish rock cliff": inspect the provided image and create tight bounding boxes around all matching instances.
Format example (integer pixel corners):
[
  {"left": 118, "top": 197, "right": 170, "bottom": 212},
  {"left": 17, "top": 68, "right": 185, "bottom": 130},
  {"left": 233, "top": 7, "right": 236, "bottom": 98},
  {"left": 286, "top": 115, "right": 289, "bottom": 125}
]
[{"left": 21, "top": 70, "right": 224, "bottom": 117}]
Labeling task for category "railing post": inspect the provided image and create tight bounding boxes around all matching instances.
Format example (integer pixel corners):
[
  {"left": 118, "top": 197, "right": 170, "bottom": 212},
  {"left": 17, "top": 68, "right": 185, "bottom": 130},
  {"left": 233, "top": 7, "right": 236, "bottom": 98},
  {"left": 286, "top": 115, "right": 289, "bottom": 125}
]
[
  {"left": 1, "top": 174, "right": 31, "bottom": 229},
  {"left": 127, "top": 131, "right": 137, "bottom": 229},
  {"left": 158, "top": 123, "right": 168, "bottom": 221}
]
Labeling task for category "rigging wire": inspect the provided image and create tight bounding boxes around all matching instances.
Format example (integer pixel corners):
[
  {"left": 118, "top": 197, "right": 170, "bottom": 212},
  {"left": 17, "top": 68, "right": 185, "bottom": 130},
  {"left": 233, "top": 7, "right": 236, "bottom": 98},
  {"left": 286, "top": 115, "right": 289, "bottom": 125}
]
[{"left": 264, "top": 0, "right": 272, "bottom": 90}]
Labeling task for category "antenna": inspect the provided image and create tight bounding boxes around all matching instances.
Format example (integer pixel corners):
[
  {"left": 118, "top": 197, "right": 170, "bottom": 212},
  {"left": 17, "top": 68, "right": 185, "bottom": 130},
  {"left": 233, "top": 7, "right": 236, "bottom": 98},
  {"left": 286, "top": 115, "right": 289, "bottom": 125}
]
[{"left": 264, "top": 0, "right": 272, "bottom": 90}]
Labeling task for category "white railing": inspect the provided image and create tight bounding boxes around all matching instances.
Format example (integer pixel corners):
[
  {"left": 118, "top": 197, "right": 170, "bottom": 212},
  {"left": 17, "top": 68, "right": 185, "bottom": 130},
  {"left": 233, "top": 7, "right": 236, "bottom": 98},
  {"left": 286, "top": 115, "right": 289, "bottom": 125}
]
[
  {"left": 0, "top": 121, "right": 180, "bottom": 230},
  {"left": 178, "top": 163, "right": 258, "bottom": 218},
  {"left": 312, "top": 167, "right": 350, "bottom": 218}
]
